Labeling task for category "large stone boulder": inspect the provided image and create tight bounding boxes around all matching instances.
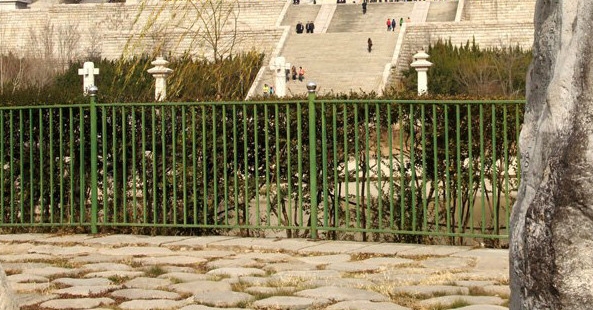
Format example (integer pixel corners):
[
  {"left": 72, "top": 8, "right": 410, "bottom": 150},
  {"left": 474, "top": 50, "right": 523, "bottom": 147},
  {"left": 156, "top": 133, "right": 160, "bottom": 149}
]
[
  {"left": 0, "top": 264, "right": 18, "bottom": 310},
  {"left": 510, "top": 0, "right": 593, "bottom": 309}
]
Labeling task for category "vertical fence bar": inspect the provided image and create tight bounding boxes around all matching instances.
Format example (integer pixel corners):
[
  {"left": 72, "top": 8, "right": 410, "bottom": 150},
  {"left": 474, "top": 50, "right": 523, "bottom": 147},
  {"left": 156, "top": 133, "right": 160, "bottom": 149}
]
[
  {"left": 343, "top": 104, "right": 350, "bottom": 228},
  {"left": 69, "top": 109, "right": 74, "bottom": 224},
  {"left": 479, "top": 104, "right": 486, "bottom": 233},
  {"left": 286, "top": 105, "right": 293, "bottom": 229},
  {"left": 79, "top": 107, "right": 85, "bottom": 224},
  {"left": 18, "top": 111, "right": 24, "bottom": 224},
  {"left": 59, "top": 109, "right": 65, "bottom": 224},
  {"left": 233, "top": 105, "right": 239, "bottom": 226},
  {"left": 222, "top": 106, "right": 228, "bottom": 225},
  {"left": 254, "top": 105, "right": 260, "bottom": 227},
  {"left": 364, "top": 103, "right": 370, "bottom": 236},
  {"left": 467, "top": 104, "right": 474, "bottom": 234},
  {"left": 503, "top": 105, "right": 510, "bottom": 234},
  {"left": 121, "top": 106, "right": 128, "bottom": 224},
  {"left": 307, "top": 85, "right": 318, "bottom": 239},
  {"left": 421, "top": 104, "right": 428, "bottom": 231},
  {"left": 0, "top": 111, "right": 4, "bottom": 223},
  {"left": 354, "top": 106, "right": 360, "bottom": 230},
  {"left": 388, "top": 104, "right": 394, "bottom": 229},
  {"left": 321, "top": 101, "right": 328, "bottom": 230},
  {"left": 27, "top": 110, "right": 32, "bottom": 224},
  {"left": 202, "top": 106, "right": 207, "bottom": 225},
  {"left": 274, "top": 104, "right": 281, "bottom": 230},
  {"left": 456, "top": 104, "right": 462, "bottom": 234},
  {"left": 90, "top": 93, "right": 98, "bottom": 233},
  {"left": 432, "top": 104, "right": 439, "bottom": 231},
  {"left": 332, "top": 103, "right": 338, "bottom": 236},
  {"left": 491, "top": 105, "right": 498, "bottom": 234},
  {"left": 398, "top": 104, "right": 404, "bottom": 230},
  {"left": 102, "top": 107, "right": 108, "bottom": 224},
  {"left": 152, "top": 107, "right": 158, "bottom": 225},
  {"left": 212, "top": 107, "right": 218, "bottom": 226},
  {"left": 172, "top": 107, "right": 177, "bottom": 224},
  {"left": 181, "top": 107, "right": 187, "bottom": 225},
  {"left": 444, "top": 105, "right": 451, "bottom": 234},
  {"left": 131, "top": 107, "right": 138, "bottom": 222},
  {"left": 243, "top": 105, "right": 249, "bottom": 227},
  {"left": 192, "top": 107, "right": 198, "bottom": 225},
  {"left": 297, "top": 102, "right": 303, "bottom": 227},
  {"left": 264, "top": 105, "right": 271, "bottom": 226},
  {"left": 9, "top": 111, "right": 14, "bottom": 223},
  {"left": 39, "top": 109, "right": 45, "bottom": 224},
  {"left": 375, "top": 103, "right": 382, "bottom": 231},
  {"left": 112, "top": 106, "right": 118, "bottom": 224},
  {"left": 409, "top": 104, "right": 417, "bottom": 231},
  {"left": 49, "top": 109, "right": 55, "bottom": 224}
]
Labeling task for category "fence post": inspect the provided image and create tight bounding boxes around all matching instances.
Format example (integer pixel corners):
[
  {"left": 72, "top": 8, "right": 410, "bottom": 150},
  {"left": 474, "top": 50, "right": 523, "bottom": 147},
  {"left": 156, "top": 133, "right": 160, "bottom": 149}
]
[
  {"left": 307, "top": 82, "right": 318, "bottom": 239},
  {"left": 88, "top": 85, "right": 99, "bottom": 234}
]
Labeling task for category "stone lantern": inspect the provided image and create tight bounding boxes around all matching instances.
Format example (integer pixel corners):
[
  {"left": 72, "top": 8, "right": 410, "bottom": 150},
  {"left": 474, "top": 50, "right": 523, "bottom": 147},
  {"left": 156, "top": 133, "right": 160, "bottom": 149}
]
[
  {"left": 410, "top": 50, "right": 433, "bottom": 96},
  {"left": 270, "top": 56, "right": 290, "bottom": 98},
  {"left": 147, "top": 57, "right": 174, "bottom": 102}
]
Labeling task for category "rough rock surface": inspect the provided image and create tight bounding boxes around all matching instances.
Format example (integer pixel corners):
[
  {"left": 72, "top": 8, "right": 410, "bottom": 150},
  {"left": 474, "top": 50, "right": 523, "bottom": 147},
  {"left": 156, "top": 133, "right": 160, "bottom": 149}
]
[
  {"left": 0, "top": 264, "right": 18, "bottom": 310},
  {"left": 510, "top": 0, "right": 593, "bottom": 309}
]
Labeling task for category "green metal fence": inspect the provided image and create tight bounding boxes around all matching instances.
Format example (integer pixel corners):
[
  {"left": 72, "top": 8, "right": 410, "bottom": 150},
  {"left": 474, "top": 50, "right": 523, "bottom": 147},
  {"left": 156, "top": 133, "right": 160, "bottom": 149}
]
[{"left": 0, "top": 93, "right": 524, "bottom": 243}]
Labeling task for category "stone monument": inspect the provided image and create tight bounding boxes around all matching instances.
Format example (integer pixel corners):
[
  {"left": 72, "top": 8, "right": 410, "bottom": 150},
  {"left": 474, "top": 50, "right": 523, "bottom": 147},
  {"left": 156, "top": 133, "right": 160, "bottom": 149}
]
[
  {"left": 0, "top": 264, "right": 18, "bottom": 310},
  {"left": 410, "top": 50, "right": 432, "bottom": 96},
  {"left": 78, "top": 62, "right": 99, "bottom": 96},
  {"left": 510, "top": 1, "right": 593, "bottom": 309}
]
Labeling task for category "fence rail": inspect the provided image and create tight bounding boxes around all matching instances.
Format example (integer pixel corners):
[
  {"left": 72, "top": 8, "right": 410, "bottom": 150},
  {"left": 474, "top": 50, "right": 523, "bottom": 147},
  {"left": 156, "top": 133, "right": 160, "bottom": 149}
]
[{"left": 0, "top": 94, "right": 524, "bottom": 244}]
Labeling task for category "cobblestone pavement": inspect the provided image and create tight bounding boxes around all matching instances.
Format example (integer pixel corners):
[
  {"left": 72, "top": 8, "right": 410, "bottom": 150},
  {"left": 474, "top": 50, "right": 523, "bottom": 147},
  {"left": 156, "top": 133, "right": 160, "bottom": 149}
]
[{"left": 0, "top": 234, "right": 510, "bottom": 310}]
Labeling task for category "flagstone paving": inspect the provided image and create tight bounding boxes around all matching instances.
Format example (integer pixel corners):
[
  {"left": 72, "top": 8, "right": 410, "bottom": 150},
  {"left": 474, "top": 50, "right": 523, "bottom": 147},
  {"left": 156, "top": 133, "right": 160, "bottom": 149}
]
[{"left": 0, "top": 234, "right": 510, "bottom": 309}]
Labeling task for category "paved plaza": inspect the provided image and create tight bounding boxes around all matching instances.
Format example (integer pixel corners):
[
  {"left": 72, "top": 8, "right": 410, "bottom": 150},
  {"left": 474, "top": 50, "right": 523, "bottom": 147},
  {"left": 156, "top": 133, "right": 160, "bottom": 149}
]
[{"left": 0, "top": 234, "right": 509, "bottom": 309}]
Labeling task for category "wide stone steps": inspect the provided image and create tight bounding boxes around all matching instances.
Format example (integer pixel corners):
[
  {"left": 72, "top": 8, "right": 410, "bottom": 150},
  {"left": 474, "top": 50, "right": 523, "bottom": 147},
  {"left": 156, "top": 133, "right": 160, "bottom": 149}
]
[
  {"left": 259, "top": 31, "right": 397, "bottom": 96},
  {"left": 327, "top": 2, "right": 415, "bottom": 33},
  {"left": 281, "top": 3, "right": 321, "bottom": 27},
  {"left": 426, "top": 0, "right": 458, "bottom": 22}
]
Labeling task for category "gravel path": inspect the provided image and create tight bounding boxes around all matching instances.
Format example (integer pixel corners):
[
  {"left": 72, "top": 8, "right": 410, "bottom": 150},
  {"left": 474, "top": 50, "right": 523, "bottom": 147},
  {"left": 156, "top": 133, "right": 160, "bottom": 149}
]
[{"left": 0, "top": 234, "right": 509, "bottom": 310}]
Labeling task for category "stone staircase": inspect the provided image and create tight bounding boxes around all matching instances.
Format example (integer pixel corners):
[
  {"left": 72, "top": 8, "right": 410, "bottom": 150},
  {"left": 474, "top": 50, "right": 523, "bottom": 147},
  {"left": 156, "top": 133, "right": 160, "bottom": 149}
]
[
  {"left": 284, "top": 31, "right": 397, "bottom": 96},
  {"left": 327, "top": 2, "right": 414, "bottom": 32},
  {"left": 425, "top": 0, "right": 457, "bottom": 22},
  {"left": 254, "top": 2, "right": 411, "bottom": 97},
  {"left": 409, "top": 1, "right": 429, "bottom": 23}
]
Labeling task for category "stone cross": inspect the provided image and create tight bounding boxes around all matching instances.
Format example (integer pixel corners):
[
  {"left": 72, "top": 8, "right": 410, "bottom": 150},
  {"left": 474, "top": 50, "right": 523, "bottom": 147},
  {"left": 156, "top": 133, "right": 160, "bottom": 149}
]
[
  {"left": 410, "top": 50, "right": 432, "bottom": 96},
  {"left": 78, "top": 62, "right": 99, "bottom": 96},
  {"left": 270, "top": 56, "right": 289, "bottom": 98},
  {"left": 147, "top": 57, "right": 174, "bottom": 102}
]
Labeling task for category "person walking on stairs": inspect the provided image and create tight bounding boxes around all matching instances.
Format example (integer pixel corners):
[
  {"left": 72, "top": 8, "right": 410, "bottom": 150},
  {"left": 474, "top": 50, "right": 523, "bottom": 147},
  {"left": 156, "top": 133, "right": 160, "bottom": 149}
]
[{"left": 367, "top": 38, "right": 373, "bottom": 53}]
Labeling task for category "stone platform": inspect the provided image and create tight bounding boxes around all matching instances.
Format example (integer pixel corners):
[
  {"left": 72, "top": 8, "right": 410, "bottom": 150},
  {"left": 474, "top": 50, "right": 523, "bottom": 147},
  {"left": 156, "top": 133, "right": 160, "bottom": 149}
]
[{"left": 0, "top": 234, "right": 509, "bottom": 309}]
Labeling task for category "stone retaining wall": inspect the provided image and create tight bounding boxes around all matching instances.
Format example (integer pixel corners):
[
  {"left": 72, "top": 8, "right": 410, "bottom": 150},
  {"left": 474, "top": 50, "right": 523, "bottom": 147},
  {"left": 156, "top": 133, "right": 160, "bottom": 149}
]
[
  {"left": 392, "top": 21, "right": 534, "bottom": 81},
  {"left": 0, "top": 0, "right": 285, "bottom": 60},
  {"left": 462, "top": 0, "right": 536, "bottom": 22}
]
